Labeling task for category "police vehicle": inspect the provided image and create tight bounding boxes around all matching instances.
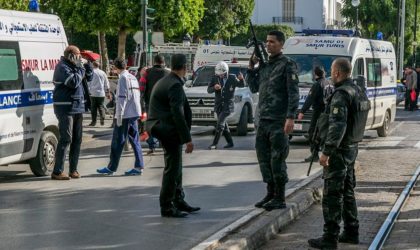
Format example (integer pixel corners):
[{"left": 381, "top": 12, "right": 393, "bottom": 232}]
[
  {"left": 184, "top": 61, "right": 258, "bottom": 136},
  {"left": 283, "top": 30, "right": 397, "bottom": 138},
  {"left": 0, "top": 9, "right": 67, "bottom": 176}
]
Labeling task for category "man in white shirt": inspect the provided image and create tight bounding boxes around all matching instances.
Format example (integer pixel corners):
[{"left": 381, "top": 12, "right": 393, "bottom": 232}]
[
  {"left": 88, "top": 61, "right": 110, "bottom": 126},
  {"left": 96, "top": 58, "right": 144, "bottom": 176}
]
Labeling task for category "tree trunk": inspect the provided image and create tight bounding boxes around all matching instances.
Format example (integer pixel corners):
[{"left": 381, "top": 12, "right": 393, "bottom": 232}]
[
  {"left": 99, "top": 31, "right": 110, "bottom": 74},
  {"left": 118, "top": 27, "right": 127, "bottom": 60}
]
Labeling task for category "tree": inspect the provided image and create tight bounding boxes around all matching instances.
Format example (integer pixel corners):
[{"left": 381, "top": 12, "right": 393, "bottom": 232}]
[
  {"left": 0, "top": 0, "right": 29, "bottom": 11},
  {"left": 230, "top": 24, "right": 295, "bottom": 46},
  {"left": 196, "top": 0, "right": 255, "bottom": 41},
  {"left": 149, "top": 0, "right": 205, "bottom": 39},
  {"left": 44, "top": 0, "right": 205, "bottom": 63},
  {"left": 341, "top": 0, "right": 419, "bottom": 65}
]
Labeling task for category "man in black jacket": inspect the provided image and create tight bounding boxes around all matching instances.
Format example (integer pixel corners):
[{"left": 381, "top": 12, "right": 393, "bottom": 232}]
[
  {"left": 52, "top": 45, "right": 93, "bottom": 180},
  {"left": 207, "top": 61, "right": 244, "bottom": 149},
  {"left": 298, "top": 66, "right": 331, "bottom": 162},
  {"left": 143, "top": 54, "right": 169, "bottom": 154},
  {"left": 146, "top": 54, "right": 200, "bottom": 218}
]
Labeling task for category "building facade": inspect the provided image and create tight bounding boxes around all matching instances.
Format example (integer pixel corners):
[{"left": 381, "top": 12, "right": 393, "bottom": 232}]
[{"left": 252, "top": 0, "right": 345, "bottom": 33}]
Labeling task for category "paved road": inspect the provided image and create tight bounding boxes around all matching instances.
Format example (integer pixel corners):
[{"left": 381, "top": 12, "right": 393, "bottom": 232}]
[
  {"left": 0, "top": 118, "right": 321, "bottom": 250},
  {"left": 262, "top": 107, "right": 420, "bottom": 250}
]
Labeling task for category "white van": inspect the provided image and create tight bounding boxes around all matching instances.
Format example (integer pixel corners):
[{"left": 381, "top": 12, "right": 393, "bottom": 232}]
[
  {"left": 193, "top": 45, "right": 254, "bottom": 72},
  {"left": 0, "top": 9, "right": 67, "bottom": 176},
  {"left": 283, "top": 33, "right": 397, "bottom": 137}
]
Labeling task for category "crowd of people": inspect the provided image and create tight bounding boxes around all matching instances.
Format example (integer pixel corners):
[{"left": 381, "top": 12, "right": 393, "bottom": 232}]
[{"left": 51, "top": 29, "right": 383, "bottom": 248}]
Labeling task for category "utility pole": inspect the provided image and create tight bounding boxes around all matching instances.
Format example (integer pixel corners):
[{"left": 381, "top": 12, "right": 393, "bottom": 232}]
[
  {"left": 399, "top": 0, "right": 406, "bottom": 79},
  {"left": 413, "top": 0, "right": 418, "bottom": 67},
  {"left": 141, "top": 0, "right": 148, "bottom": 67}
]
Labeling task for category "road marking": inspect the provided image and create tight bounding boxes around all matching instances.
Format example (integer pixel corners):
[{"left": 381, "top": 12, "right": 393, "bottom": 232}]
[
  {"left": 192, "top": 167, "right": 323, "bottom": 250},
  {"left": 414, "top": 141, "right": 420, "bottom": 149}
]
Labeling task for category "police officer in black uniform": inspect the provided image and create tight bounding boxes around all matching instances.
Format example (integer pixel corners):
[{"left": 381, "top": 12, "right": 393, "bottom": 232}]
[
  {"left": 308, "top": 58, "right": 370, "bottom": 249},
  {"left": 298, "top": 66, "right": 329, "bottom": 162},
  {"left": 207, "top": 61, "right": 245, "bottom": 149}
]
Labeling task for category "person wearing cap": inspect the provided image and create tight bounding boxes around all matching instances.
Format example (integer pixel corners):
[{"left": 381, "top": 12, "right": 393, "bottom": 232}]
[
  {"left": 207, "top": 61, "right": 244, "bottom": 149},
  {"left": 96, "top": 58, "right": 144, "bottom": 176}
]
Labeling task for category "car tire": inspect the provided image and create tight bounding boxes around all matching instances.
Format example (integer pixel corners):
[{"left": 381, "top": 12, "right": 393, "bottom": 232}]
[
  {"left": 29, "top": 131, "right": 57, "bottom": 176},
  {"left": 236, "top": 105, "right": 248, "bottom": 136},
  {"left": 377, "top": 110, "right": 391, "bottom": 137}
]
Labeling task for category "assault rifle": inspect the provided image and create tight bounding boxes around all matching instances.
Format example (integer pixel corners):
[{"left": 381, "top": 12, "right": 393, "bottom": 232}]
[
  {"left": 246, "top": 20, "right": 269, "bottom": 67},
  {"left": 307, "top": 127, "right": 320, "bottom": 176},
  {"left": 306, "top": 128, "right": 321, "bottom": 176}
]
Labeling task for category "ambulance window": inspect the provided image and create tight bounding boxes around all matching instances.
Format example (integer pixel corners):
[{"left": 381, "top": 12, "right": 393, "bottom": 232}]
[
  {"left": 352, "top": 58, "right": 364, "bottom": 78},
  {"left": 0, "top": 42, "right": 22, "bottom": 91},
  {"left": 366, "top": 58, "right": 382, "bottom": 87}
]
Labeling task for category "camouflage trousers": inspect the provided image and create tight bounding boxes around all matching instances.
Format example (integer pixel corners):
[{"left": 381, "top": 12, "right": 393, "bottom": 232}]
[
  {"left": 255, "top": 119, "right": 289, "bottom": 186},
  {"left": 322, "top": 145, "right": 359, "bottom": 240}
]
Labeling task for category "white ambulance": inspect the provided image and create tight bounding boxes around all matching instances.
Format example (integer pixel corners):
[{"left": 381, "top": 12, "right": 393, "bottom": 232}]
[
  {"left": 283, "top": 32, "right": 397, "bottom": 137},
  {"left": 193, "top": 45, "right": 254, "bottom": 72},
  {"left": 0, "top": 9, "right": 67, "bottom": 176}
]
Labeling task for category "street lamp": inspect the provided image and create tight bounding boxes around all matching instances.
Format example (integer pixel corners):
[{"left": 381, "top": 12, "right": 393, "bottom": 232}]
[{"left": 352, "top": 0, "right": 360, "bottom": 37}]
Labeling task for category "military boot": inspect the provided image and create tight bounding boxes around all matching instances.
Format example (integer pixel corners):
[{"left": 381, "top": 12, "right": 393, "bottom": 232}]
[
  {"left": 208, "top": 130, "right": 222, "bottom": 150},
  {"left": 223, "top": 130, "right": 234, "bottom": 148},
  {"left": 338, "top": 231, "right": 359, "bottom": 244},
  {"left": 262, "top": 184, "right": 286, "bottom": 211},
  {"left": 308, "top": 236, "right": 337, "bottom": 249},
  {"left": 254, "top": 184, "right": 274, "bottom": 208}
]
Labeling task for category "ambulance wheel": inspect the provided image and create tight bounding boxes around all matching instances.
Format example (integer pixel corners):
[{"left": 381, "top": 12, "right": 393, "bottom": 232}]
[
  {"left": 237, "top": 105, "right": 248, "bottom": 136},
  {"left": 377, "top": 110, "right": 390, "bottom": 137},
  {"left": 29, "top": 131, "right": 57, "bottom": 176}
]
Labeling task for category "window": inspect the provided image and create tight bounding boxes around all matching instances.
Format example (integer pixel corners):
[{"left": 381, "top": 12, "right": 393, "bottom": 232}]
[
  {"left": 283, "top": 0, "right": 295, "bottom": 20},
  {"left": 0, "top": 41, "right": 22, "bottom": 91},
  {"left": 193, "top": 65, "right": 247, "bottom": 87},
  {"left": 352, "top": 58, "right": 364, "bottom": 78},
  {"left": 286, "top": 54, "right": 351, "bottom": 87},
  {"left": 366, "top": 58, "right": 382, "bottom": 87}
]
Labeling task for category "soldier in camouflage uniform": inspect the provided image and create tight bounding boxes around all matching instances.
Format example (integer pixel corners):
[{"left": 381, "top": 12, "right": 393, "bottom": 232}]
[
  {"left": 246, "top": 30, "right": 299, "bottom": 211},
  {"left": 308, "top": 58, "right": 370, "bottom": 249}
]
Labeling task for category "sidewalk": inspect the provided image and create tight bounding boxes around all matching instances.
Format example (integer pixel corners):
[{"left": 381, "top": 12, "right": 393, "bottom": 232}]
[{"left": 262, "top": 122, "right": 420, "bottom": 249}]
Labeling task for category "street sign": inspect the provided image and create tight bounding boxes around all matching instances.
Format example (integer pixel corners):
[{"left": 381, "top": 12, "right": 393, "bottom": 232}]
[{"left": 133, "top": 31, "right": 164, "bottom": 45}]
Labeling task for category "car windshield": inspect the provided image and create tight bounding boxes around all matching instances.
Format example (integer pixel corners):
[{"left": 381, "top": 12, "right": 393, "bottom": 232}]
[
  {"left": 286, "top": 54, "right": 351, "bottom": 87},
  {"left": 193, "top": 65, "right": 247, "bottom": 87}
]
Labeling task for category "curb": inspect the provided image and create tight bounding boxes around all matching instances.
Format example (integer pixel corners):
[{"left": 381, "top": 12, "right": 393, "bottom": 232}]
[
  {"left": 211, "top": 179, "right": 323, "bottom": 250},
  {"left": 196, "top": 161, "right": 361, "bottom": 250}
]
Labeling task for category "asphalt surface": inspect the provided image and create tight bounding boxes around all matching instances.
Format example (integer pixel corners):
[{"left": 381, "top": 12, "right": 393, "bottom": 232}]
[{"left": 0, "top": 118, "right": 323, "bottom": 250}]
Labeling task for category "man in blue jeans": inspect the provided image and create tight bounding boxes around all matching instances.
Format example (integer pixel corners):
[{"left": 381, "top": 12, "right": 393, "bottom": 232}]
[
  {"left": 51, "top": 45, "right": 93, "bottom": 180},
  {"left": 97, "top": 58, "right": 144, "bottom": 175}
]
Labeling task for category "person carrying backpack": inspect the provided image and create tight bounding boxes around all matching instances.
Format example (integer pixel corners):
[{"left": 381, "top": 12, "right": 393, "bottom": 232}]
[{"left": 298, "top": 66, "right": 333, "bottom": 162}]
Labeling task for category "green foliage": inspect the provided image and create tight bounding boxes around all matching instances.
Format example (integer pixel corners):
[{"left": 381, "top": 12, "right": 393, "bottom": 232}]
[
  {"left": 0, "top": 0, "right": 29, "bottom": 11},
  {"left": 341, "top": 0, "right": 420, "bottom": 65},
  {"left": 149, "top": 0, "right": 205, "bottom": 39},
  {"left": 230, "top": 24, "right": 295, "bottom": 46},
  {"left": 197, "top": 0, "right": 255, "bottom": 40}
]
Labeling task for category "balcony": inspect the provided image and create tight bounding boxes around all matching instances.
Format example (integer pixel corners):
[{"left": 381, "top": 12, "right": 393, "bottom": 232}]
[{"left": 272, "top": 16, "right": 303, "bottom": 25}]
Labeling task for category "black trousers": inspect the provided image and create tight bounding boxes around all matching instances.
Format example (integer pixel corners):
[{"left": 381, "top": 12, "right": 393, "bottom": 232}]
[
  {"left": 405, "top": 89, "right": 416, "bottom": 111},
  {"left": 90, "top": 96, "right": 106, "bottom": 123},
  {"left": 215, "top": 110, "right": 230, "bottom": 132},
  {"left": 53, "top": 113, "right": 83, "bottom": 174},
  {"left": 152, "top": 125, "right": 185, "bottom": 209},
  {"left": 322, "top": 146, "right": 359, "bottom": 240}
]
